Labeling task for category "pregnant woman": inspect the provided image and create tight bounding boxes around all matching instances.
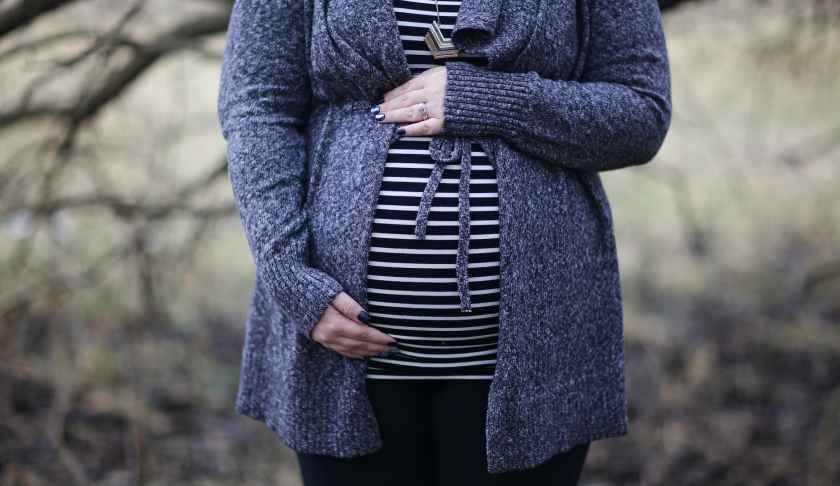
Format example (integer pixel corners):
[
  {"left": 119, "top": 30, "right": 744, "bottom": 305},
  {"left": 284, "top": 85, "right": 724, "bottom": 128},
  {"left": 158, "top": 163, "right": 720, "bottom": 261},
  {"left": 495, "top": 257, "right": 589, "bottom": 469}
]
[{"left": 217, "top": 0, "right": 671, "bottom": 484}]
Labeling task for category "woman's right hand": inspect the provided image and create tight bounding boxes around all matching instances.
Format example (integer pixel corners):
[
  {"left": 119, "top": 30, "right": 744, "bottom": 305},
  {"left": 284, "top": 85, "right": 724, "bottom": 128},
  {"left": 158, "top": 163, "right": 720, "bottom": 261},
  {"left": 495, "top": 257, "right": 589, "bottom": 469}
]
[{"left": 310, "top": 292, "right": 398, "bottom": 359}]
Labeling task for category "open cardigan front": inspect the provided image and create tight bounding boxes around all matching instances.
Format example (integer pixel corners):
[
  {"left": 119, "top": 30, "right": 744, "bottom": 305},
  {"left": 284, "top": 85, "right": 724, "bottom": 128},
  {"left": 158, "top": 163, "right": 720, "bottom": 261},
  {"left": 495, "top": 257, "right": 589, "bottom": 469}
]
[{"left": 216, "top": 0, "right": 672, "bottom": 474}]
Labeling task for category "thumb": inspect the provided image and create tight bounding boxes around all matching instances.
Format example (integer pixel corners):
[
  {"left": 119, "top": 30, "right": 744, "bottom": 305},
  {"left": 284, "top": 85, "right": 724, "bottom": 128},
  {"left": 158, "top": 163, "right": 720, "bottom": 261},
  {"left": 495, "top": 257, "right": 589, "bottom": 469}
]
[{"left": 331, "top": 291, "right": 370, "bottom": 325}]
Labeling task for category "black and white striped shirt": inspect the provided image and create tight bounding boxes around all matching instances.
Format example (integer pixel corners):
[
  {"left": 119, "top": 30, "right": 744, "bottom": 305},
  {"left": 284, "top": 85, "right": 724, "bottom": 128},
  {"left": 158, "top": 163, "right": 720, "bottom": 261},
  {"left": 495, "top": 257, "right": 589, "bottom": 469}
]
[{"left": 364, "top": 0, "right": 500, "bottom": 380}]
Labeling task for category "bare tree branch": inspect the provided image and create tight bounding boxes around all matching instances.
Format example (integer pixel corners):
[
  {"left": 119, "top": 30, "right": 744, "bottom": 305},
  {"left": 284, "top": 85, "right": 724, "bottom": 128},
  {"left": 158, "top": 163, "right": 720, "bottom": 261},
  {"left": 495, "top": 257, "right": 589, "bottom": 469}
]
[
  {"left": 0, "top": 12, "right": 230, "bottom": 137},
  {"left": 0, "top": 0, "right": 80, "bottom": 37}
]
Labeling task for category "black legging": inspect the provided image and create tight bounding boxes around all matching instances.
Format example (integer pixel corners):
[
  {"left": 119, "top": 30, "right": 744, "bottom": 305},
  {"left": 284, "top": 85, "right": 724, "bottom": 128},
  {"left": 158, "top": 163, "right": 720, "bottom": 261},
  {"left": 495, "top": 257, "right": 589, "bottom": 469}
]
[{"left": 295, "top": 378, "right": 590, "bottom": 486}]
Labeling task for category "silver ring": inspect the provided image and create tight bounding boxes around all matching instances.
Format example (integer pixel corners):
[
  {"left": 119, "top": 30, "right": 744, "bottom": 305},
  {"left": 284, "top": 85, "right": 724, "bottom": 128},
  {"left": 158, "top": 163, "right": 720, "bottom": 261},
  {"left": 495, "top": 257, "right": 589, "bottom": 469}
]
[{"left": 416, "top": 101, "right": 429, "bottom": 121}]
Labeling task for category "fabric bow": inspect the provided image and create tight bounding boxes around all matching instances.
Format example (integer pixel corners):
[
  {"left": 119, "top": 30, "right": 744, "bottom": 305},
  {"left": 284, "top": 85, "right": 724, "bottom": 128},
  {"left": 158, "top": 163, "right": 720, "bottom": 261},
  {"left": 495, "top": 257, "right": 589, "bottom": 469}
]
[{"left": 414, "top": 136, "right": 474, "bottom": 313}]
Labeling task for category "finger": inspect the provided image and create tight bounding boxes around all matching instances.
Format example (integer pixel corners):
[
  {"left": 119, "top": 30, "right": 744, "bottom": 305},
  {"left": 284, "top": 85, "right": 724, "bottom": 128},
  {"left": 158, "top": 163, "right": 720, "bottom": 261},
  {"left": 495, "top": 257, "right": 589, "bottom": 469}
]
[
  {"left": 330, "top": 292, "right": 368, "bottom": 325},
  {"left": 331, "top": 335, "right": 394, "bottom": 354},
  {"left": 378, "top": 89, "right": 426, "bottom": 121},
  {"left": 325, "top": 344, "right": 365, "bottom": 359},
  {"left": 329, "top": 296, "right": 396, "bottom": 345},
  {"left": 383, "top": 76, "right": 423, "bottom": 103},
  {"left": 397, "top": 117, "right": 442, "bottom": 137},
  {"left": 317, "top": 312, "right": 396, "bottom": 347},
  {"left": 326, "top": 315, "right": 394, "bottom": 345},
  {"left": 341, "top": 320, "right": 398, "bottom": 346},
  {"left": 383, "top": 101, "right": 437, "bottom": 125},
  {"left": 331, "top": 343, "right": 379, "bottom": 360},
  {"left": 338, "top": 319, "right": 398, "bottom": 346}
]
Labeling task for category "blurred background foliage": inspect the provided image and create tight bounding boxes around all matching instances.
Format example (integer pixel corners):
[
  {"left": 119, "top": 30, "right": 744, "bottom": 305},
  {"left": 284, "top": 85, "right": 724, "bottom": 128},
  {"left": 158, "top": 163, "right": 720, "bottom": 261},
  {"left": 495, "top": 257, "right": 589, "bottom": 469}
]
[{"left": 1, "top": 0, "right": 839, "bottom": 485}]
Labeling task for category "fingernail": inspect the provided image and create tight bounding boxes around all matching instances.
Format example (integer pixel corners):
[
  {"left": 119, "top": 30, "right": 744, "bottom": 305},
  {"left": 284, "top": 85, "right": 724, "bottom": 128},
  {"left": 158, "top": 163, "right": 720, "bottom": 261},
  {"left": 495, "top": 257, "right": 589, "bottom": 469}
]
[
  {"left": 370, "top": 105, "right": 380, "bottom": 114},
  {"left": 396, "top": 127, "right": 406, "bottom": 136},
  {"left": 374, "top": 113, "right": 385, "bottom": 121},
  {"left": 358, "top": 310, "right": 370, "bottom": 323}
]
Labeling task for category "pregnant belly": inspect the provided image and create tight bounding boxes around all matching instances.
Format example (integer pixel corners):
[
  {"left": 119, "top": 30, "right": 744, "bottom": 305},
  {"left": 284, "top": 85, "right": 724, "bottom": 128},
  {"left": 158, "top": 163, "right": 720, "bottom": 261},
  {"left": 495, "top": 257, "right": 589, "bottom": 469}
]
[{"left": 364, "top": 135, "right": 501, "bottom": 379}]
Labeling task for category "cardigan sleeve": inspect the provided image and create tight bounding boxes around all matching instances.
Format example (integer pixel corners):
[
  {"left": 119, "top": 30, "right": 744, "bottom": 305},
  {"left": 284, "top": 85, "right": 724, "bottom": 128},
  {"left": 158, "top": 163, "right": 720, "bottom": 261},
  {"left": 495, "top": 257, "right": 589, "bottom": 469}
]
[
  {"left": 440, "top": 0, "right": 672, "bottom": 172},
  {"left": 217, "top": 0, "right": 344, "bottom": 341}
]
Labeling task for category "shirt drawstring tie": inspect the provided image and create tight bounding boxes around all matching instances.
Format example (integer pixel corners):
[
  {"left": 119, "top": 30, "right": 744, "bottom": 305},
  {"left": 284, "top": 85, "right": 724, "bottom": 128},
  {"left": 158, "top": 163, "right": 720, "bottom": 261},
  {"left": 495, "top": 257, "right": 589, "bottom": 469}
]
[{"left": 414, "top": 136, "right": 473, "bottom": 313}]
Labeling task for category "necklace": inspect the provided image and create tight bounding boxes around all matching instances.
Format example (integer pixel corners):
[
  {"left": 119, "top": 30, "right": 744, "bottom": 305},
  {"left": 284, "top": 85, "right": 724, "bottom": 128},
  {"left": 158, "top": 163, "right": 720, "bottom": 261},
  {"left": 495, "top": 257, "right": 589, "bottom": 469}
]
[{"left": 424, "top": 0, "right": 461, "bottom": 59}]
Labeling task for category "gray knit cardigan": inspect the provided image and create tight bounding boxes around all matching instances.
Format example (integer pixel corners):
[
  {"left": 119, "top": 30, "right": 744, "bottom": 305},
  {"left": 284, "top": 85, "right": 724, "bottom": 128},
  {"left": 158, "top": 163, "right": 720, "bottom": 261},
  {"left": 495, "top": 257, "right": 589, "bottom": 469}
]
[{"left": 216, "top": 0, "right": 671, "bottom": 474}]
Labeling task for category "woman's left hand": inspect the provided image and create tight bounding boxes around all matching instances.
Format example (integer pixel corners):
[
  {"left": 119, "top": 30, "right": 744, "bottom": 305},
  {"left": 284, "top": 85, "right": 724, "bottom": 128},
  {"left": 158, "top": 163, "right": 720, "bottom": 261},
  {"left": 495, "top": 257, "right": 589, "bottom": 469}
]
[{"left": 372, "top": 65, "right": 446, "bottom": 137}]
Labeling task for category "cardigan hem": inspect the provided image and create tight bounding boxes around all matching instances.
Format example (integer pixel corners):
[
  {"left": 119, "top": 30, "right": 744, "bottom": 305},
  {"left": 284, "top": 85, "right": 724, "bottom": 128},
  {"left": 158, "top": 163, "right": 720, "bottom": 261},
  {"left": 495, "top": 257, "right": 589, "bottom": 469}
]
[
  {"left": 233, "top": 401, "right": 385, "bottom": 459},
  {"left": 234, "top": 364, "right": 630, "bottom": 474},
  {"left": 234, "top": 395, "right": 629, "bottom": 474},
  {"left": 487, "top": 418, "right": 629, "bottom": 474}
]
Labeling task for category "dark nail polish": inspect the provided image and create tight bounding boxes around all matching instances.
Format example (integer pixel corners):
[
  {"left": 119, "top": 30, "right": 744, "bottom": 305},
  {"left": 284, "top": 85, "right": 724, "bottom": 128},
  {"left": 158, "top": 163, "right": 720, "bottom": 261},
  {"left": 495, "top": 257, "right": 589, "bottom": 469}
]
[
  {"left": 358, "top": 310, "right": 370, "bottom": 323},
  {"left": 396, "top": 127, "right": 406, "bottom": 136},
  {"left": 374, "top": 113, "right": 385, "bottom": 121},
  {"left": 370, "top": 105, "right": 380, "bottom": 114}
]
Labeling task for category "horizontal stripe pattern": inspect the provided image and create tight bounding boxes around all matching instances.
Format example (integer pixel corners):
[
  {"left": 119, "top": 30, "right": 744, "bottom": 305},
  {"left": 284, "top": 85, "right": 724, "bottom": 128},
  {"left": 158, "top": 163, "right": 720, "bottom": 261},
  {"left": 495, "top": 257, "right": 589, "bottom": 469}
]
[
  {"left": 364, "top": 0, "right": 498, "bottom": 380},
  {"left": 365, "top": 133, "right": 501, "bottom": 380}
]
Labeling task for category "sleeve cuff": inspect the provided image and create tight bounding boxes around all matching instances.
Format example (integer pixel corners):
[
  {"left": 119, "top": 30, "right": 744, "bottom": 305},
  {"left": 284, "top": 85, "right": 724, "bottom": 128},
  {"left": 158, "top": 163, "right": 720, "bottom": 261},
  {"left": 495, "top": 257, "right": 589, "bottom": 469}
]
[
  {"left": 263, "top": 262, "right": 345, "bottom": 342},
  {"left": 441, "top": 61, "right": 535, "bottom": 138}
]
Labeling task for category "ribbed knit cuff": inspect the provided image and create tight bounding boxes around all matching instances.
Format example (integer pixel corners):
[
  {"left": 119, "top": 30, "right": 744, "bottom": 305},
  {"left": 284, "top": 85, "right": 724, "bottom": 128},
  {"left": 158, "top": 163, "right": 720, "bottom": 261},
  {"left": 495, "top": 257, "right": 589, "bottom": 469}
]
[
  {"left": 263, "top": 262, "right": 345, "bottom": 343},
  {"left": 442, "top": 61, "right": 535, "bottom": 138}
]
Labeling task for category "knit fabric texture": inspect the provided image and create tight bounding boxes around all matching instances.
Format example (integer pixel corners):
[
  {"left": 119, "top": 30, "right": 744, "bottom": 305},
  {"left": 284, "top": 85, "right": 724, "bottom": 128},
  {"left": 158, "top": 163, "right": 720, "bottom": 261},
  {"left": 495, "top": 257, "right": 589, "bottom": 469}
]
[{"left": 216, "top": 0, "right": 671, "bottom": 474}]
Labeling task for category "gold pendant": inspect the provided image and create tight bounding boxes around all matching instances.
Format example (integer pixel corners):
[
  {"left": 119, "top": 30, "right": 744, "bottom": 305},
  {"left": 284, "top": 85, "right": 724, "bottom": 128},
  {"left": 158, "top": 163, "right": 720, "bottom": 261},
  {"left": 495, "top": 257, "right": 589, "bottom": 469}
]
[{"left": 424, "top": 20, "right": 461, "bottom": 60}]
